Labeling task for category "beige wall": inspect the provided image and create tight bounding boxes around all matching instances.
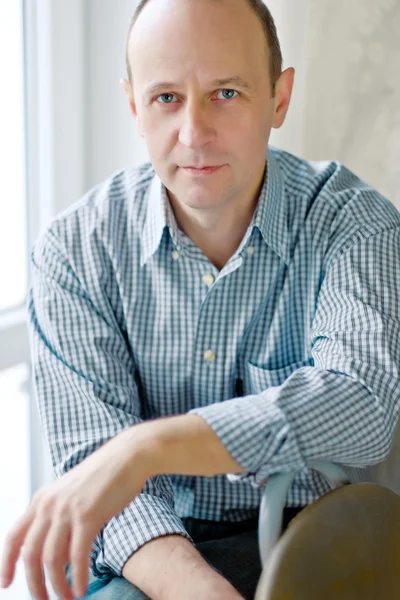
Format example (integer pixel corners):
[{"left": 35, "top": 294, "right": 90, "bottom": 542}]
[{"left": 270, "top": 0, "right": 400, "bottom": 209}]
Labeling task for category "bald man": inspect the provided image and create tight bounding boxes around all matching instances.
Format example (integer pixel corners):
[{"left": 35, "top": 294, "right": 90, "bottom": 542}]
[{"left": 2, "top": 1, "right": 400, "bottom": 599}]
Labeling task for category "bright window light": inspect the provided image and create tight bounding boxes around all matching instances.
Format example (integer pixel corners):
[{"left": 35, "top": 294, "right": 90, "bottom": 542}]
[{"left": 0, "top": 1, "right": 27, "bottom": 313}]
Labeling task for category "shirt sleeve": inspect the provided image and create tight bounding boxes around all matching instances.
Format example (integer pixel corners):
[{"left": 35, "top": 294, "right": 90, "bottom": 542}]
[
  {"left": 27, "top": 227, "right": 194, "bottom": 578},
  {"left": 188, "top": 227, "right": 400, "bottom": 487}
]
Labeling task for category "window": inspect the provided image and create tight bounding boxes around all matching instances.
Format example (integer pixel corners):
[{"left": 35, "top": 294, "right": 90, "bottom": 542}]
[
  {"left": 0, "top": 365, "right": 30, "bottom": 600},
  {"left": 0, "top": 3, "right": 31, "bottom": 598},
  {"left": 0, "top": 0, "right": 28, "bottom": 314}
]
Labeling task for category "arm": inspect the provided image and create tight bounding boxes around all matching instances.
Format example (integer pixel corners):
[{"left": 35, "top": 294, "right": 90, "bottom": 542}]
[
  {"left": 135, "top": 229, "right": 400, "bottom": 488},
  {"left": 122, "top": 534, "right": 244, "bottom": 599},
  {"left": 117, "top": 413, "right": 246, "bottom": 597},
  {"left": 28, "top": 226, "right": 193, "bottom": 578}
]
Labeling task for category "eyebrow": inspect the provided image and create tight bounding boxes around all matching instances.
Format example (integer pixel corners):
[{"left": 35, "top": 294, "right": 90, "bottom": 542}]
[{"left": 144, "top": 76, "right": 254, "bottom": 99}]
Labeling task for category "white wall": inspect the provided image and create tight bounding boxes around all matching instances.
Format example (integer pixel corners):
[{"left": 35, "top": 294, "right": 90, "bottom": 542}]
[
  {"left": 32, "top": 0, "right": 86, "bottom": 219},
  {"left": 267, "top": 0, "right": 311, "bottom": 157},
  {"left": 85, "top": 0, "right": 149, "bottom": 190}
]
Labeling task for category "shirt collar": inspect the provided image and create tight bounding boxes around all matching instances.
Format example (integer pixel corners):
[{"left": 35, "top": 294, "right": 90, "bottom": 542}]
[
  {"left": 140, "top": 175, "right": 181, "bottom": 267},
  {"left": 254, "top": 146, "right": 290, "bottom": 263},
  {"left": 140, "top": 146, "right": 290, "bottom": 267}
]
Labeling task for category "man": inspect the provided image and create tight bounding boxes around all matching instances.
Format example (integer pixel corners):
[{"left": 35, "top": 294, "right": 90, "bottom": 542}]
[{"left": 1, "top": 0, "right": 400, "bottom": 598}]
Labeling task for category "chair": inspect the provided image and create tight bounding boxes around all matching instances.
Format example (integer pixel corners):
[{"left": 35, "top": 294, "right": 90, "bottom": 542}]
[{"left": 254, "top": 460, "right": 400, "bottom": 599}]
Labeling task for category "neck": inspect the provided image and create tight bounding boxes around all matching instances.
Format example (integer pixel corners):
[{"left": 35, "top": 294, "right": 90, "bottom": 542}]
[{"left": 168, "top": 164, "right": 266, "bottom": 270}]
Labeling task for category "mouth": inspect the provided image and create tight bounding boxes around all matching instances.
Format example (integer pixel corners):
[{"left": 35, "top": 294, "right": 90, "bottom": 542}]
[{"left": 181, "top": 165, "right": 225, "bottom": 176}]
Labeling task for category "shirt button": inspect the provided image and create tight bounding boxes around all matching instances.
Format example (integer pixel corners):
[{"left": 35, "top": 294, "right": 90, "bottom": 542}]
[
  {"left": 204, "top": 349, "right": 216, "bottom": 362},
  {"left": 202, "top": 273, "right": 215, "bottom": 287},
  {"left": 246, "top": 246, "right": 255, "bottom": 256},
  {"left": 172, "top": 250, "right": 180, "bottom": 260}
]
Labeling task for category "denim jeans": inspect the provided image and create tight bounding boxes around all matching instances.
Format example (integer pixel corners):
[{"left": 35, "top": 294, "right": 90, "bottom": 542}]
[{"left": 65, "top": 507, "right": 303, "bottom": 600}]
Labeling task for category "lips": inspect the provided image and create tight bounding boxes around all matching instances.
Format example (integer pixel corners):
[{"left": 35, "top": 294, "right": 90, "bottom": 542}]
[
  {"left": 184, "top": 166, "right": 220, "bottom": 169},
  {"left": 182, "top": 165, "right": 224, "bottom": 175}
]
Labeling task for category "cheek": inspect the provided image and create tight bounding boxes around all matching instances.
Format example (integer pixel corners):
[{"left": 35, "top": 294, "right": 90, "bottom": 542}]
[
  {"left": 228, "top": 116, "right": 267, "bottom": 153},
  {"left": 144, "top": 115, "right": 174, "bottom": 144},
  {"left": 142, "top": 125, "right": 171, "bottom": 161}
]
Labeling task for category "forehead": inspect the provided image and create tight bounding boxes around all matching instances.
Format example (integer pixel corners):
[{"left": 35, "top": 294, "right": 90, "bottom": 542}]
[{"left": 128, "top": 0, "right": 269, "bottom": 91}]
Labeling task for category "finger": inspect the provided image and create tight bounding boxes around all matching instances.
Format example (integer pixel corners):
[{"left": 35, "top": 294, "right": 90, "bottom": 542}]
[
  {"left": 0, "top": 509, "right": 34, "bottom": 588},
  {"left": 22, "top": 513, "right": 52, "bottom": 600},
  {"left": 42, "top": 519, "right": 74, "bottom": 600},
  {"left": 69, "top": 520, "right": 96, "bottom": 598}
]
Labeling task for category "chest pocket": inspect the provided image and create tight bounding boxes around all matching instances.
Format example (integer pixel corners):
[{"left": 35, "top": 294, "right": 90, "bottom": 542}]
[{"left": 244, "top": 358, "right": 314, "bottom": 395}]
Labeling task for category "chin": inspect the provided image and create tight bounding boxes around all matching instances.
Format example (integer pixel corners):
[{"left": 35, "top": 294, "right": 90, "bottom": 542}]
[
  {"left": 166, "top": 167, "right": 232, "bottom": 207},
  {"left": 182, "top": 190, "right": 226, "bottom": 209}
]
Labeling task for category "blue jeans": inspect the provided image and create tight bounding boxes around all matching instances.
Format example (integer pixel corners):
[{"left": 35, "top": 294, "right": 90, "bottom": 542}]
[{"left": 65, "top": 508, "right": 302, "bottom": 600}]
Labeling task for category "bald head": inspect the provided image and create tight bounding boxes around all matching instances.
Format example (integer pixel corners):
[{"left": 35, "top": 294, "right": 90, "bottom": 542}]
[{"left": 126, "top": 0, "right": 282, "bottom": 96}]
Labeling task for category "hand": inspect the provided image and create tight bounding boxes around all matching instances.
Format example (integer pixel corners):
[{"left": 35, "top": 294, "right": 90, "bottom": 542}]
[{"left": 0, "top": 426, "right": 148, "bottom": 600}]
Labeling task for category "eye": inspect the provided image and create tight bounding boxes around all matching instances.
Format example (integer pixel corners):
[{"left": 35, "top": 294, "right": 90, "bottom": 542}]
[
  {"left": 216, "top": 89, "right": 239, "bottom": 100},
  {"left": 156, "top": 93, "right": 177, "bottom": 104}
]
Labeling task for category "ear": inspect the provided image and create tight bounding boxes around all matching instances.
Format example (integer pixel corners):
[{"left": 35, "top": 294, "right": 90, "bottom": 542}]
[
  {"left": 120, "top": 77, "right": 144, "bottom": 137},
  {"left": 121, "top": 77, "right": 137, "bottom": 117},
  {"left": 271, "top": 67, "right": 295, "bottom": 129}
]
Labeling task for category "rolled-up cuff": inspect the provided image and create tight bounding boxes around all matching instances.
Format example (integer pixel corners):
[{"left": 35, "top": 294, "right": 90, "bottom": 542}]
[{"left": 91, "top": 492, "right": 195, "bottom": 577}]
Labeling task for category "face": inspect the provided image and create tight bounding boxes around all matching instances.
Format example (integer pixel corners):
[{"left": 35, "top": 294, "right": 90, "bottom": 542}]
[{"left": 123, "top": 0, "right": 294, "bottom": 214}]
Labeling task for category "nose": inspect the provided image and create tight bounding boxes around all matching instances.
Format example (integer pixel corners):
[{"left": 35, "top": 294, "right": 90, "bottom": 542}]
[{"left": 178, "top": 100, "right": 215, "bottom": 149}]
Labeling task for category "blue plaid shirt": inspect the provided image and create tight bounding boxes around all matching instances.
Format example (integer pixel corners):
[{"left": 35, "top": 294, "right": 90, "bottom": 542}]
[{"left": 28, "top": 146, "right": 400, "bottom": 578}]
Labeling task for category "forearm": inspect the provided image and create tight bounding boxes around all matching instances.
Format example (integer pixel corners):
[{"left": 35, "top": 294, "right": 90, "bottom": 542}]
[
  {"left": 122, "top": 534, "right": 244, "bottom": 599},
  {"left": 132, "top": 414, "right": 245, "bottom": 479},
  {"left": 120, "top": 418, "right": 246, "bottom": 598}
]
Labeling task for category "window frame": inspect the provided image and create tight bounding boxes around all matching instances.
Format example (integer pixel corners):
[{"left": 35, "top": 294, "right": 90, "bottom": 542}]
[{"left": 0, "top": 0, "right": 87, "bottom": 497}]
